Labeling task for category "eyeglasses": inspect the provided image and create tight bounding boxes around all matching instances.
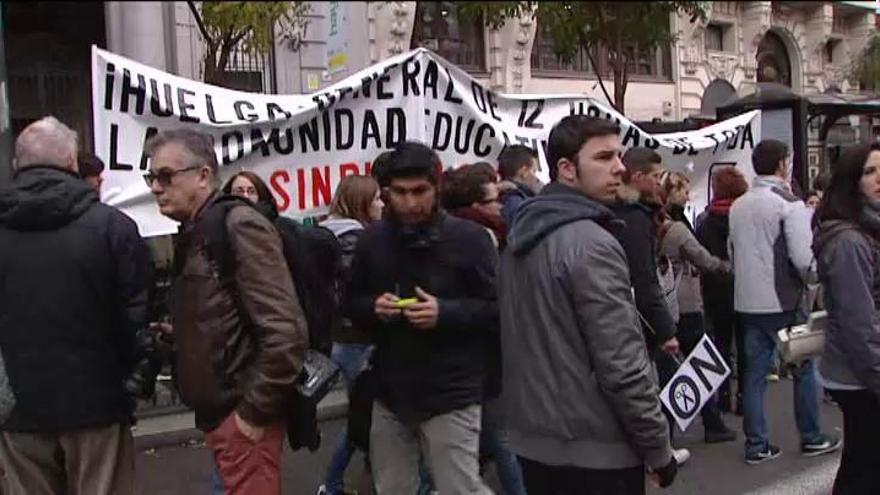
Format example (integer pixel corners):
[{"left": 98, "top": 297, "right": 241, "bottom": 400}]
[
  {"left": 143, "top": 166, "right": 204, "bottom": 187},
  {"left": 232, "top": 187, "right": 258, "bottom": 198}
]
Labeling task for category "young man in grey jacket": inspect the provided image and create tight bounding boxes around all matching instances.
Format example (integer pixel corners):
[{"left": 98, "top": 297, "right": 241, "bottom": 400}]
[
  {"left": 729, "top": 139, "right": 841, "bottom": 465},
  {"left": 499, "top": 115, "right": 676, "bottom": 494}
]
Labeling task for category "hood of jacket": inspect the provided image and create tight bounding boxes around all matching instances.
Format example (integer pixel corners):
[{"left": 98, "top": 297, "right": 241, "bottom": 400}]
[
  {"left": 814, "top": 219, "right": 875, "bottom": 259},
  {"left": 0, "top": 165, "right": 98, "bottom": 231},
  {"left": 508, "top": 182, "right": 622, "bottom": 256},
  {"left": 320, "top": 216, "right": 365, "bottom": 237}
]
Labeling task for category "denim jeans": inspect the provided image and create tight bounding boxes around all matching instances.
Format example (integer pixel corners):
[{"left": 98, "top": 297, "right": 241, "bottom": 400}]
[
  {"left": 740, "top": 312, "right": 822, "bottom": 456},
  {"left": 211, "top": 464, "right": 224, "bottom": 495},
  {"left": 322, "top": 343, "right": 374, "bottom": 494}
]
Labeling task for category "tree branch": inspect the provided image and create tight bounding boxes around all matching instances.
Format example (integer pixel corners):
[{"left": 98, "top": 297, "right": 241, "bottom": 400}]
[
  {"left": 586, "top": 47, "right": 615, "bottom": 109},
  {"left": 187, "top": 1, "right": 213, "bottom": 45}
]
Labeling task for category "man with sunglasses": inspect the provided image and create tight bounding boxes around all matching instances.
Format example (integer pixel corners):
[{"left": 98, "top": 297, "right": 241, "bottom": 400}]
[
  {"left": 145, "top": 129, "right": 308, "bottom": 495},
  {"left": 347, "top": 142, "right": 497, "bottom": 494},
  {"left": 0, "top": 117, "right": 150, "bottom": 494}
]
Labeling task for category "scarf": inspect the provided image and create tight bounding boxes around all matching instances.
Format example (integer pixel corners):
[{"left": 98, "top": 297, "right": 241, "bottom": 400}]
[
  {"left": 709, "top": 198, "right": 735, "bottom": 216},
  {"left": 451, "top": 206, "right": 507, "bottom": 250},
  {"left": 861, "top": 200, "right": 880, "bottom": 237}
]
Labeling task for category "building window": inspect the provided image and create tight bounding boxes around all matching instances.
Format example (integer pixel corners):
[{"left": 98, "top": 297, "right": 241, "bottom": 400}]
[
  {"left": 412, "top": 2, "right": 486, "bottom": 73},
  {"left": 824, "top": 39, "right": 840, "bottom": 65},
  {"left": 620, "top": 43, "right": 671, "bottom": 79},
  {"left": 705, "top": 24, "right": 724, "bottom": 52},
  {"left": 221, "top": 47, "right": 275, "bottom": 93},
  {"left": 530, "top": 20, "right": 595, "bottom": 75}
]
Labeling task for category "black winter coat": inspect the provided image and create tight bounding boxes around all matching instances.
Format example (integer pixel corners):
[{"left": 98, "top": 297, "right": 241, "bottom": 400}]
[
  {"left": 696, "top": 210, "right": 735, "bottom": 319},
  {"left": 0, "top": 166, "right": 150, "bottom": 432},
  {"left": 610, "top": 199, "right": 676, "bottom": 351},
  {"left": 346, "top": 212, "right": 498, "bottom": 422}
]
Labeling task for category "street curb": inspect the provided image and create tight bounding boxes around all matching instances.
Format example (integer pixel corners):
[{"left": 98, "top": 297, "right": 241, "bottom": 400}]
[{"left": 134, "top": 399, "right": 349, "bottom": 451}]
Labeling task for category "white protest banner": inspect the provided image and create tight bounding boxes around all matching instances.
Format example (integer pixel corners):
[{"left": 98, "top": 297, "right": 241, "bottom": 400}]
[
  {"left": 659, "top": 334, "right": 732, "bottom": 432},
  {"left": 91, "top": 45, "right": 760, "bottom": 237}
]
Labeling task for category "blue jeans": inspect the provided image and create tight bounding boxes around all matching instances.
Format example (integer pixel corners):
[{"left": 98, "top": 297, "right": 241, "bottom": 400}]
[
  {"left": 322, "top": 343, "right": 374, "bottom": 494},
  {"left": 740, "top": 312, "right": 822, "bottom": 456},
  {"left": 210, "top": 463, "right": 224, "bottom": 495}
]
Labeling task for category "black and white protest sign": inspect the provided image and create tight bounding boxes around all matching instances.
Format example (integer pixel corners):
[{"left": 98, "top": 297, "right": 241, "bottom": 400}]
[
  {"left": 91, "top": 46, "right": 761, "bottom": 237},
  {"left": 659, "top": 335, "right": 731, "bottom": 432}
]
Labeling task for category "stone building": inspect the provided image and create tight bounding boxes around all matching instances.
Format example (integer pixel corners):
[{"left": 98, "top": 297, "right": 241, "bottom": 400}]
[{"left": 2, "top": 1, "right": 878, "bottom": 176}]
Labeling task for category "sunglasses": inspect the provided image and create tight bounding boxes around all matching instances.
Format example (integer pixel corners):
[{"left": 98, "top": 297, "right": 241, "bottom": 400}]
[{"left": 143, "top": 165, "right": 204, "bottom": 187}]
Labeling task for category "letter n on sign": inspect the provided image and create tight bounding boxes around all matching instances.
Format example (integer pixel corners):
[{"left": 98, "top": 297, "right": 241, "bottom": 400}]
[{"left": 659, "top": 335, "right": 731, "bottom": 432}]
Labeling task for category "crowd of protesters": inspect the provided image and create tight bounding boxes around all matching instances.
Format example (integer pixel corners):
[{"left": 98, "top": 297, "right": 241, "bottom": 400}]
[{"left": 0, "top": 114, "right": 878, "bottom": 495}]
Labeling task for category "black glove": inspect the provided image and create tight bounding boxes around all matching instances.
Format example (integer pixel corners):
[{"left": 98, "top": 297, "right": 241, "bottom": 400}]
[{"left": 653, "top": 455, "right": 678, "bottom": 488}]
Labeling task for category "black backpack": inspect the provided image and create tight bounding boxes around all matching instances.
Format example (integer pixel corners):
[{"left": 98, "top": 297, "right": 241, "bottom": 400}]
[
  {"left": 199, "top": 195, "right": 343, "bottom": 450},
  {"left": 200, "top": 195, "right": 341, "bottom": 356}
]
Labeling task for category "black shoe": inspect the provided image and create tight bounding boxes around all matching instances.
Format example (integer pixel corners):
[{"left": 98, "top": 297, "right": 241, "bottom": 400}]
[
  {"left": 746, "top": 444, "right": 782, "bottom": 465},
  {"left": 705, "top": 427, "right": 737, "bottom": 444},
  {"left": 802, "top": 434, "right": 842, "bottom": 457}
]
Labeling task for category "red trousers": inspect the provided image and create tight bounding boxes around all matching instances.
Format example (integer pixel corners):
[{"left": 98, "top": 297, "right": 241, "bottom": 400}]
[{"left": 204, "top": 414, "right": 285, "bottom": 495}]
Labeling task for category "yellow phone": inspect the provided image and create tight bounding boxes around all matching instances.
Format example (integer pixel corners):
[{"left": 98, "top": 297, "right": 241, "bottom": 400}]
[{"left": 395, "top": 298, "right": 419, "bottom": 309}]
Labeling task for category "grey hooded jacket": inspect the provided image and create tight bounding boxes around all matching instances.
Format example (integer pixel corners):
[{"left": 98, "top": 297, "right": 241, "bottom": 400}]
[
  {"left": 814, "top": 220, "right": 880, "bottom": 398},
  {"left": 499, "top": 183, "right": 673, "bottom": 470}
]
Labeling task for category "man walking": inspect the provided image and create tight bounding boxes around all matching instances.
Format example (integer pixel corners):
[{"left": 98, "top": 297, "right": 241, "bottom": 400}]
[
  {"left": 611, "top": 147, "right": 689, "bottom": 464},
  {"left": 729, "top": 139, "right": 841, "bottom": 464},
  {"left": 0, "top": 117, "right": 150, "bottom": 494},
  {"left": 500, "top": 116, "right": 677, "bottom": 494},
  {"left": 145, "top": 129, "right": 308, "bottom": 494},
  {"left": 347, "top": 142, "right": 497, "bottom": 494}
]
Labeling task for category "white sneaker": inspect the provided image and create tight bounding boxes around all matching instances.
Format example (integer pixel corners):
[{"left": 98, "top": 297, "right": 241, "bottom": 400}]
[
  {"left": 316, "top": 486, "right": 327, "bottom": 495},
  {"left": 673, "top": 448, "right": 691, "bottom": 466}
]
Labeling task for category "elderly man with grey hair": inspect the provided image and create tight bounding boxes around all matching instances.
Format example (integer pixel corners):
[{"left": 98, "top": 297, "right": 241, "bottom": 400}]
[
  {"left": 0, "top": 116, "right": 151, "bottom": 494},
  {"left": 145, "top": 129, "right": 307, "bottom": 495}
]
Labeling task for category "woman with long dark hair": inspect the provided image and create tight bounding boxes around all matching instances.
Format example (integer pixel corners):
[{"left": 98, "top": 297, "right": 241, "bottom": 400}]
[{"left": 813, "top": 142, "right": 880, "bottom": 494}]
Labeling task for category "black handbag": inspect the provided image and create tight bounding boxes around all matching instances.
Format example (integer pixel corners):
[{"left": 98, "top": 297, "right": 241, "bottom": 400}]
[
  {"left": 286, "top": 350, "right": 341, "bottom": 452},
  {"left": 296, "top": 349, "right": 341, "bottom": 403}
]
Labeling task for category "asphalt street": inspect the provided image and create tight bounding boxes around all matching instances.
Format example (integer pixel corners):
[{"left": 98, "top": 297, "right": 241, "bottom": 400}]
[{"left": 135, "top": 380, "right": 844, "bottom": 495}]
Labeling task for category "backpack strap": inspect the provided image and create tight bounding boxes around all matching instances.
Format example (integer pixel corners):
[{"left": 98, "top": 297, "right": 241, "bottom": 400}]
[{"left": 197, "top": 195, "right": 256, "bottom": 325}]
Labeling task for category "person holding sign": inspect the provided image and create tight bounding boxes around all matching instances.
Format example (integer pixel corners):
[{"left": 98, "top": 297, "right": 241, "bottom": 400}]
[
  {"left": 499, "top": 116, "right": 676, "bottom": 494},
  {"left": 657, "top": 170, "right": 736, "bottom": 444},
  {"left": 346, "top": 142, "right": 496, "bottom": 495},
  {"left": 729, "top": 139, "right": 841, "bottom": 465},
  {"left": 813, "top": 142, "right": 880, "bottom": 494}
]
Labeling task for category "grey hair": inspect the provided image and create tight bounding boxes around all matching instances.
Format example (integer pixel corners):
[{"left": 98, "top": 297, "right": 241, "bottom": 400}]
[
  {"left": 144, "top": 129, "right": 219, "bottom": 175},
  {"left": 14, "top": 116, "right": 79, "bottom": 169}
]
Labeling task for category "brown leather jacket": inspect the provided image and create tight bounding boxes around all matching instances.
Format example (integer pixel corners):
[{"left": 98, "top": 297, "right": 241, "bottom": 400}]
[{"left": 172, "top": 196, "right": 308, "bottom": 431}]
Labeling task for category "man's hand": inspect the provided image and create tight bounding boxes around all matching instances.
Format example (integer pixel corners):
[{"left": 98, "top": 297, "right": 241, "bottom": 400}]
[
  {"left": 233, "top": 412, "right": 265, "bottom": 442},
  {"left": 403, "top": 287, "right": 439, "bottom": 330},
  {"left": 661, "top": 337, "right": 680, "bottom": 355},
  {"left": 375, "top": 293, "right": 401, "bottom": 321},
  {"left": 648, "top": 455, "right": 678, "bottom": 489},
  {"left": 149, "top": 322, "right": 173, "bottom": 336}
]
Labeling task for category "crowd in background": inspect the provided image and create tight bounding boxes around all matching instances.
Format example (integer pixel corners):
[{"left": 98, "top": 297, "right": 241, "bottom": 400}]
[{"left": 0, "top": 114, "right": 878, "bottom": 495}]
